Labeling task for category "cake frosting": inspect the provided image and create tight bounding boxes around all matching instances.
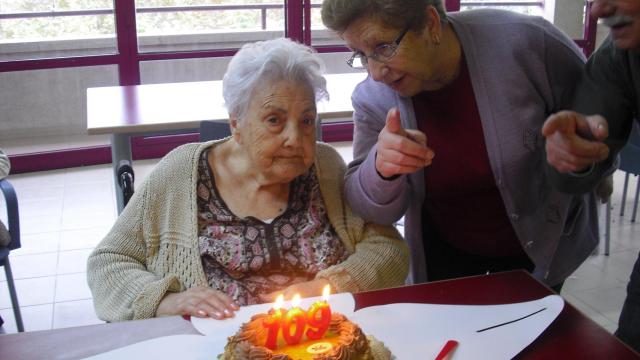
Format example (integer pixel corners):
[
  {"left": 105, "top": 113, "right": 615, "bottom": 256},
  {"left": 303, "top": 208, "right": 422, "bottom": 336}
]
[{"left": 219, "top": 312, "right": 389, "bottom": 360}]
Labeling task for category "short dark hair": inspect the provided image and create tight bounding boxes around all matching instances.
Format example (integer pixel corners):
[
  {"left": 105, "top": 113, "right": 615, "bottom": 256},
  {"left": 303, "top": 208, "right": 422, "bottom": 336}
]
[{"left": 321, "top": 0, "right": 447, "bottom": 33}]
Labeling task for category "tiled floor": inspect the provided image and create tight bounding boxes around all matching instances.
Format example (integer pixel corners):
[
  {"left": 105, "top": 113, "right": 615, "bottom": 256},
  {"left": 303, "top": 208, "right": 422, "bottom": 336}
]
[{"left": 0, "top": 139, "right": 639, "bottom": 338}]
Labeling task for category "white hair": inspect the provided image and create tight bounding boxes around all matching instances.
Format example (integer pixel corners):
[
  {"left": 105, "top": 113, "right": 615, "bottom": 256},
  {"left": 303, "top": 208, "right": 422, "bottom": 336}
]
[{"left": 222, "top": 38, "right": 329, "bottom": 121}]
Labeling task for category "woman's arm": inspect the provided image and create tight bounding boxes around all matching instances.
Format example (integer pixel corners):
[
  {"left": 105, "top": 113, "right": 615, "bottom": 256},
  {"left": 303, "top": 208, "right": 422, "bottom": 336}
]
[
  {"left": 263, "top": 222, "right": 408, "bottom": 299},
  {"left": 344, "top": 82, "right": 413, "bottom": 225},
  {"left": 87, "top": 179, "right": 181, "bottom": 321},
  {"left": 315, "top": 221, "right": 409, "bottom": 293}
]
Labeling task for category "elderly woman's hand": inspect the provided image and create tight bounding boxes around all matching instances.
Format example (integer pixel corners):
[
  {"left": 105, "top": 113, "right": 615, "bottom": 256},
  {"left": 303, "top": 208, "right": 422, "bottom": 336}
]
[
  {"left": 259, "top": 278, "right": 332, "bottom": 303},
  {"left": 376, "top": 108, "right": 435, "bottom": 179},
  {"left": 156, "top": 286, "right": 240, "bottom": 320}
]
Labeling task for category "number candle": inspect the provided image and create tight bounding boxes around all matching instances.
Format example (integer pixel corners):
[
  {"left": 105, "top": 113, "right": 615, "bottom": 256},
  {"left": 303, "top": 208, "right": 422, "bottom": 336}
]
[
  {"left": 263, "top": 294, "right": 285, "bottom": 350},
  {"left": 282, "top": 294, "right": 306, "bottom": 345},
  {"left": 306, "top": 285, "right": 332, "bottom": 340}
]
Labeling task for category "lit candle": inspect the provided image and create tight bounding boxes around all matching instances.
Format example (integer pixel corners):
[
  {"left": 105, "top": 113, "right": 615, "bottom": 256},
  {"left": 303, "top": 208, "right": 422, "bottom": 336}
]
[
  {"left": 282, "top": 294, "right": 306, "bottom": 345},
  {"left": 306, "top": 285, "right": 332, "bottom": 340},
  {"left": 263, "top": 294, "right": 285, "bottom": 350}
]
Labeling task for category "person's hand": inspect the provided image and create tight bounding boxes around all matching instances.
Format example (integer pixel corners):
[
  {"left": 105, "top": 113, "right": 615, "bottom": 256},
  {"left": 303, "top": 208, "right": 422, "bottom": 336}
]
[
  {"left": 542, "top": 111, "right": 610, "bottom": 173},
  {"left": 156, "top": 286, "right": 240, "bottom": 319},
  {"left": 259, "top": 278, "right": 331, "bottom": 303},
  {"left": 375, "top": 108, "right": 435, "bottom": 179}
]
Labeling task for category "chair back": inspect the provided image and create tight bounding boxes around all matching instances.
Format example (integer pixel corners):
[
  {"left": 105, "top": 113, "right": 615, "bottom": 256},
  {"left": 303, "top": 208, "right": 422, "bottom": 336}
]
[
  {"left": 620, "top": 121, "right": 640, "bottom": 176},
  {"left": 199, "top": 118, "right": 322, "bottom": 142},
  {"left": 0, "top": 179, "right": 20, "bottom": 252},
  {"left": 199, "top": 121, "right": 231, "bottom": 142}
]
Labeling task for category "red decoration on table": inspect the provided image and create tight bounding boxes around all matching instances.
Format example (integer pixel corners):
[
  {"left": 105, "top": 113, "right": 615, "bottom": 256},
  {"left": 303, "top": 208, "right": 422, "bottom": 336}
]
[{"left": 435, "top": 339, "right": 459, "bottom": 360}]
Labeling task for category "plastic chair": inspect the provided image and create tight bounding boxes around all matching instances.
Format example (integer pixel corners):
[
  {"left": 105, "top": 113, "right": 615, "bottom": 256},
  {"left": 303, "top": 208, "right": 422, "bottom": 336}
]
[
  {"left": 199, "top": 121, "right": 231, "bottom": 142},
  {"left": 114, "top": 122, "right": 231, "bottom": 210},
  {"left": 199, "top": 118, "right": 322, "bottom": 142},
  {"left": 0, "top": 178, "right": 24, "bottom": 332},
  {"left": 605, "top": 122, "right": 640, "bottom": 255},
  {"left": 117, "top": 160, "right": 135, "bottom": 208}
]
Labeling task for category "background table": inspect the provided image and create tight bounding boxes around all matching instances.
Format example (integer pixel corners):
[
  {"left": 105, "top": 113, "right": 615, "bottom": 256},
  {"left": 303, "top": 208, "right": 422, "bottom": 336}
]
[
  {"left": 1, "top": 270, "right": 636, "bottom": 359},
  {"left": 87, "top": 72, "right": 367, "bottom": 212}
]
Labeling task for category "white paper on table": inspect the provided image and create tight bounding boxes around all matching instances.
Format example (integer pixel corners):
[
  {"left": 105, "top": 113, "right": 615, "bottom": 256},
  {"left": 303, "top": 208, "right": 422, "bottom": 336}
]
[
  {"left": 353, "top": 295, "right": 564, "bottom": 360},
  {"left": 82, "top": 334, "right": 225, "bottom": 360},
  {"left": 191, "top": 292, "right": 355, "bottom": 337},
  {"left": 83, "top": 294, "right": 563, "bottom": 360}
]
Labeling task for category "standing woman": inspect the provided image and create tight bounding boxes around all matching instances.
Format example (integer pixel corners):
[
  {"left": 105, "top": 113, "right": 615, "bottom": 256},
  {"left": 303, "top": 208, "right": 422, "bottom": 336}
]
[{"left": 321, "top": 0, "right": 598, "bottom": 289}]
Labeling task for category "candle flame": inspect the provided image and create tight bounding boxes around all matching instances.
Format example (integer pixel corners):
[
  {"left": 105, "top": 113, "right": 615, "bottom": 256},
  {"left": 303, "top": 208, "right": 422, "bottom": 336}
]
[
  {"left": 322, "top": 285, "right": 331, "bottom": 301},
  {"left": 292, "top": 294, "right": 301, "bottom": 307},
  {"left": 273, "top": 294, "right": 284, "bottom": 310}
]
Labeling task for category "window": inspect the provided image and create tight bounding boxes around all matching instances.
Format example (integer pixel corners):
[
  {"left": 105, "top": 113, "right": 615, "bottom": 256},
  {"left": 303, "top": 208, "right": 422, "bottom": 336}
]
[
  {"left": 134, "top": 0, "right": 286, "bottom": 53},
  {"left": 0, "top": 0, "right": 117, "bottom": 61},
  {"left": 460, "top": 0, "right": 545, "bottom": 17}
]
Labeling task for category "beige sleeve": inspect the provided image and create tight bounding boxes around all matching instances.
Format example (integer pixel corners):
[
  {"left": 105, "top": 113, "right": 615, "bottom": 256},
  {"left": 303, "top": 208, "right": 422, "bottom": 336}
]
[
  {"left": 86, "top": 179, "right": 181, "bottom": 322},
  {"left": 313, "top": 142, "right": 409, "bottom": 293},
  {"left": 316, "top": 219, "right": 409, "bottom": 293}
]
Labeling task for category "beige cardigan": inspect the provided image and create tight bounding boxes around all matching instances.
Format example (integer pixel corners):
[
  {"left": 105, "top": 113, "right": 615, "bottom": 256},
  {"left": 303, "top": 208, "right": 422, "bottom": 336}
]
[{"left": 87, "top": 140, "right": 409, "bottom": 321}]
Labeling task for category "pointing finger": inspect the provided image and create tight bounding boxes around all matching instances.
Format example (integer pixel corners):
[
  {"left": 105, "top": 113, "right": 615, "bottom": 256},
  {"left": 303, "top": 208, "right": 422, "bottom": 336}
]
[{"left": 385, "top": 107, "right": 406, "bottom": 136}]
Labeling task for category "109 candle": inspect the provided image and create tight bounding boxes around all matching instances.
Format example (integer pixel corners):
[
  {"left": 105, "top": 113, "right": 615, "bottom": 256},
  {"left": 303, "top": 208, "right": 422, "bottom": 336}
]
[
  {"left": 306, "top": 285, "right": 332, "bottom": 340},
  {"left": 262, "top": 285, "right": 333, "bottom": 349},
  {"left": 262, "top": 294, "right": 285, "bottom": 350}
]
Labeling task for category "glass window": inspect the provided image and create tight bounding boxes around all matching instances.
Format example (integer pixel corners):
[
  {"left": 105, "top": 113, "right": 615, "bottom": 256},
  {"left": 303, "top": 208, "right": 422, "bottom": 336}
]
[
  {"left": 0, "top": 0, "right": 117, "bottom": 61},
  {"left": 461, "top": 0, "right": 544, "bottom": 17},
  {"left": 135, "top": 0, "right": 285, "bottom": 53},
  {"left": 309, "top": 0, "right": 341, "bottom": 47}
]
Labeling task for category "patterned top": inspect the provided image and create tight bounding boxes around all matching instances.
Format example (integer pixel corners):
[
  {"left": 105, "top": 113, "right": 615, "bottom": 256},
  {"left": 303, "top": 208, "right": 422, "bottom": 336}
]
[{"left": 197, "top": 148, "right": 348, "bottom": 305}]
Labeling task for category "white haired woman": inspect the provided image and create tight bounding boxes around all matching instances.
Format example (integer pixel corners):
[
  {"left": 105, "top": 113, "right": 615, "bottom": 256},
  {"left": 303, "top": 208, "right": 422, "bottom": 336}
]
[{"left": 87, "top": 38, "right": 409, "bottom": 322}]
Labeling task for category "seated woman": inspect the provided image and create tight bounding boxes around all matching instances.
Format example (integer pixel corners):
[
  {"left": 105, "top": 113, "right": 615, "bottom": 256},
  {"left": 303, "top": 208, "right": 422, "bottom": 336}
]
[{"left": 87, "top": 37, "right": 409, "bottom": 322}]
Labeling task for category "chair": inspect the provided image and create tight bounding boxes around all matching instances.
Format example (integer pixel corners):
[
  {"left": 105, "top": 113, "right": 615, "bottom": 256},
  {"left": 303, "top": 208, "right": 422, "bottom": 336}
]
[
  {"left": 604, "top": 121, "right": 640, "bottom": 255},
  {"left": 199, "top": 121, "right": 231, "bottom": 142},
  {"left": 117, "top": 160, "right": 135, "bottom": 208},
  {"left": 0, "top": 178, "right": 24, "bottom": 332},
  {"left": 114, "top": 122, "right": 231, "bottom": 210},
  {"left": 617, "top": 122, "right": 640, "bottom": 221},
  {"left": 199, "top": 118, "right": 323, "bottom": 142}
]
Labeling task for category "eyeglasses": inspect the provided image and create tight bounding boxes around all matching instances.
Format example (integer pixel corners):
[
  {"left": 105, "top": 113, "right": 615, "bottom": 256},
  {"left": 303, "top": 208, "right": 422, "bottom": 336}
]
[{"left": 346, "top": 25, "right": 411, "bottom": 69}]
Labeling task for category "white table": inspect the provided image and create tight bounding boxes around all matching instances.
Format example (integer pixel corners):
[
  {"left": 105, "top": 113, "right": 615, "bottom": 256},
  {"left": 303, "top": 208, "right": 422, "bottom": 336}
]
[{"left": 87, "top": 72, "right": 367, "bottom": 213}]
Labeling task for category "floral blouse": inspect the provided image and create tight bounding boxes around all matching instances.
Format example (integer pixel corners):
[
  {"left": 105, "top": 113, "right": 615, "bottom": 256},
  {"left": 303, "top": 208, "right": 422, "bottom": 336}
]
[{"left": 197, "top": 148, "right": 348, "bottom": 305}]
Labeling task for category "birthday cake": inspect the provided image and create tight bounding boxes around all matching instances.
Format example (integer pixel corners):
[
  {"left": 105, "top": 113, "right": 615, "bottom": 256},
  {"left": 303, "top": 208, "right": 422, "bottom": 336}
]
[{"left": 218, "top": 311, "right": 390, "bottom": 360}]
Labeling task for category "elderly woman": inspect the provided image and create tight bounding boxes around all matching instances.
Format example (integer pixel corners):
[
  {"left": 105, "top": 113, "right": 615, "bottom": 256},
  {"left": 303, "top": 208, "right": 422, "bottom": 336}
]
[
  {"left": 87, "top": 38, "right": 408, "bottom": 322},
  {"left": 321, "top": 0, "right": 599, "bottom": 290}
]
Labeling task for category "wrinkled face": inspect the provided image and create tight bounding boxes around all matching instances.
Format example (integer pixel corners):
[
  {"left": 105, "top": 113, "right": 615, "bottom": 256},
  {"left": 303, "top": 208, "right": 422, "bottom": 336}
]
[
  {"left": 341, "top": 16, "right": 443, "bottom": 96},
  {"left": 591, "top": 0, "right": 640, "bottom": 50},
  {"left": 234, "top": 79, "right": 317, "bottom": 184}
]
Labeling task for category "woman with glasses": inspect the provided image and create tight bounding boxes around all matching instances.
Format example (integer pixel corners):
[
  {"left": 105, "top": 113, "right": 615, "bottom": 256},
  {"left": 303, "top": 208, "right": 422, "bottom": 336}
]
[{"left": 321, "top": 0, "right": 600, "bottom": 291}]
